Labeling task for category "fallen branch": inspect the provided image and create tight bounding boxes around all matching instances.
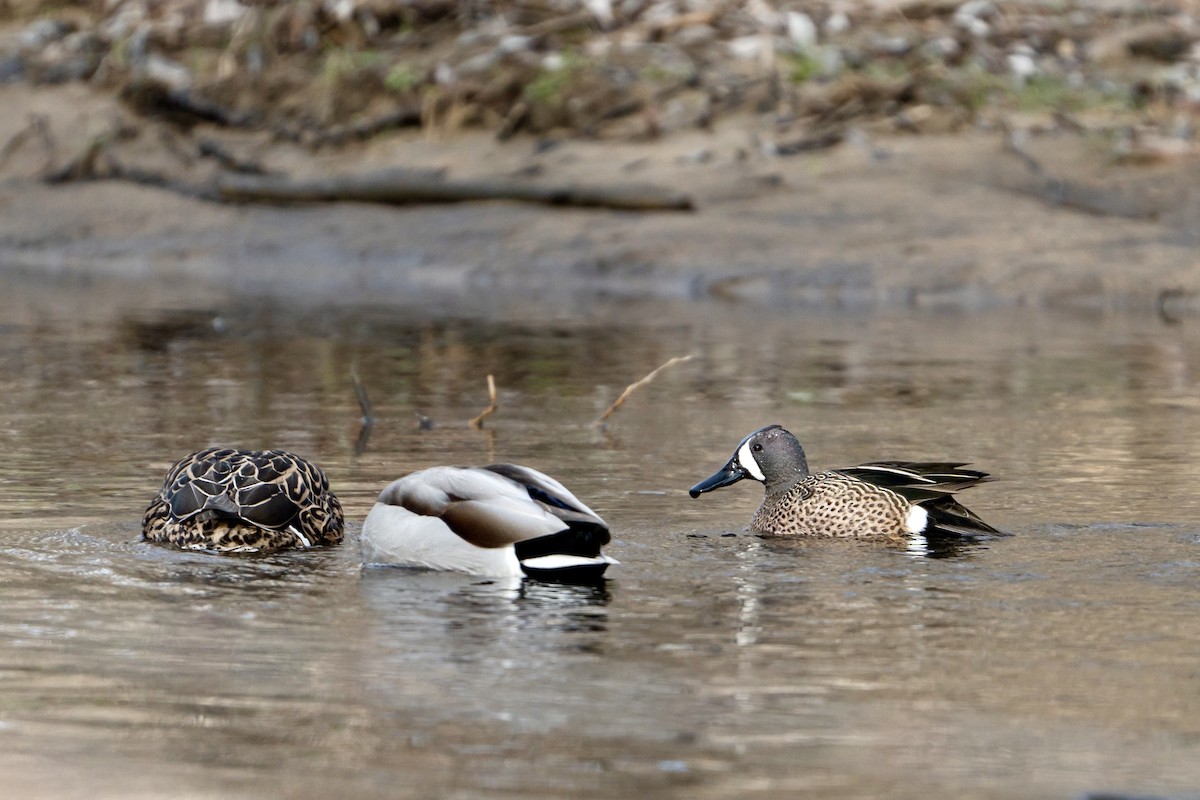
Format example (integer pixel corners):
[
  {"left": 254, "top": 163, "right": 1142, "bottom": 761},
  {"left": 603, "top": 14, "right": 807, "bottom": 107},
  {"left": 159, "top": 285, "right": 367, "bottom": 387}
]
[
  {"left": 594, "top": 354, "right": 693, "bottom": 426},
  {"left": 469, "top": 374, "right": 498, "bottom": 429},
  {"left": 38, "top": 153, "right": 694, "bottom": 212},
  {"left": 215, "top": 169, "right": 695, "bottom": 211}
]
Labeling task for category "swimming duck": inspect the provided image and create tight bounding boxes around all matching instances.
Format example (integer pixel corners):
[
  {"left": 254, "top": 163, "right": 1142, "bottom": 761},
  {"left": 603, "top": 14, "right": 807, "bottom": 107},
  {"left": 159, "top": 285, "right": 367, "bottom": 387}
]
[
  {"left": 689, "top": 425, "right": 997, "bottom": 539},
  {"left": 361, "top": 464, "right": 616, "bottom": 581},
  {"left": 142, "top": 447, "right": 344, "bottom": 553}
]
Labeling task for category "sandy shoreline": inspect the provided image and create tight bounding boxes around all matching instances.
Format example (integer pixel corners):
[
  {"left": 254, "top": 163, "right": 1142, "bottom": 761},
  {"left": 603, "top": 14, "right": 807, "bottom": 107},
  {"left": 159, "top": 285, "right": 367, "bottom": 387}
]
[{"left": 3, "top": 82, "right": 1199, "bottom": 315}]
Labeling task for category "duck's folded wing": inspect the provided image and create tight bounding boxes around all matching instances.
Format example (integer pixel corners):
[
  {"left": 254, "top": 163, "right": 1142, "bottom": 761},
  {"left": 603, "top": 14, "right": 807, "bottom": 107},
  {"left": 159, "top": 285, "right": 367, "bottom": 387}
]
[
  {"left": 482, "top": 464, "right": 607, "bottom": 527},
  {"left": 169, "top": 477, "right": 239, "bottom": 520},
  {"left": 231, "top": 478, "right": 305, "bottom": 530},
  {"left": 166, "top": 453, "right": 301, "bottom": 530},
  {"left": 379, "top": 466, "right": 578, "bottom": 548},
  {"left": 838, "top": 462, "right": 991, "bottom": 495},
  {"left": 440, "top": 497, "right": 571, "bottom": 548}
]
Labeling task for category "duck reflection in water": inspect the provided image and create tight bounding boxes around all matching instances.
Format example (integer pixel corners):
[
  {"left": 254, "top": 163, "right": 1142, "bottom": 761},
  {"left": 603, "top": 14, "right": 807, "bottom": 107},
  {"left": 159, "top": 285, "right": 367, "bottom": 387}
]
[{"left": 361, "top": 569, "right": 612, "bottom": 660}]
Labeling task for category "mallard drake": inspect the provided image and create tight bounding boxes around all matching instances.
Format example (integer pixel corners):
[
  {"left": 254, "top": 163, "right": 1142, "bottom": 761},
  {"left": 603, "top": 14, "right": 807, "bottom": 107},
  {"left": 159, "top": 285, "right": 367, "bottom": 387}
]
[
  {"left": 361, "top": 464, "right": 616, "bottom": 581},
  {"left": 142, "top": 447, "right": 344, "bottom": 553},
  {"left": 689, "top": 424, "right": 998, "bottom": 539}
]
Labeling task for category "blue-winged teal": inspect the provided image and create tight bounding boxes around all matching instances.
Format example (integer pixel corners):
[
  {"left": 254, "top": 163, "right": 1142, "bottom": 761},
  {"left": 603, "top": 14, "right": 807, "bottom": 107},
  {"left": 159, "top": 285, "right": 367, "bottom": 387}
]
[
  {"left": 142, "top": 447, "right": 344, "bottom": 553},
  {"left": 689, "top": 425, "right": 997, "bottom": 539},
  {"left": 362, "top": 464, "right": 616, "bottom": 581}
]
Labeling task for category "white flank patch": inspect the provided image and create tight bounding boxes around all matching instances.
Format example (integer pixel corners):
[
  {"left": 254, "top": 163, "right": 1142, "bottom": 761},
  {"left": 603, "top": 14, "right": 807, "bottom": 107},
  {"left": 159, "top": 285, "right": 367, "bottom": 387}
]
[
  {"left": 737, "top": 440, "right": 767, "bottom": 481},
  {"left": 905, "top": 505, "right": 929, "bottom": 534},
  {"left": 360, "top": 503, "right": 524, "bottom": 577},
  {"left": 521, "top": 554, "right": 619, "bottom": 570}
]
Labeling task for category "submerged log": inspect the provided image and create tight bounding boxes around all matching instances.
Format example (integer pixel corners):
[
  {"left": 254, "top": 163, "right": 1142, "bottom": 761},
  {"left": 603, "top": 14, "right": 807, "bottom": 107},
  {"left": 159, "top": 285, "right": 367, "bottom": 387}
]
[{"left": 215, "top": 169, "right": 695, "bottom": 211}]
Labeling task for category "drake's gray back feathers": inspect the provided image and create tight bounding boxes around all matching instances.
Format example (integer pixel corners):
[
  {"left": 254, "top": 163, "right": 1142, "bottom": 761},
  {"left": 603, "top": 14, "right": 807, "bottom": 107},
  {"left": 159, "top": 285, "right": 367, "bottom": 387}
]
[
  {"left": 142, "top": 447, "right": 344, "bottom": 553},
  {"left": 690, "top": 425, "right": 997, "bottom": 540}
]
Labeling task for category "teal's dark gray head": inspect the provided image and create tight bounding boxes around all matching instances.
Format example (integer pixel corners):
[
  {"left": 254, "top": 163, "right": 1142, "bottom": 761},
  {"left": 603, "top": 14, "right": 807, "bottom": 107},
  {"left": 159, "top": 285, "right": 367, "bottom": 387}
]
[{"left": 689, "top": 424, "right": 811, "bottom": 497}]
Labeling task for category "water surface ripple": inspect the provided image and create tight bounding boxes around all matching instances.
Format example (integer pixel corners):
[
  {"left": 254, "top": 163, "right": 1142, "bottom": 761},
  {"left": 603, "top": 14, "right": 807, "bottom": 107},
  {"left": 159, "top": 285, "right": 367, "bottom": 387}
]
[{"left": 2, "top": 281, "right": 1200, "bottom": 798}]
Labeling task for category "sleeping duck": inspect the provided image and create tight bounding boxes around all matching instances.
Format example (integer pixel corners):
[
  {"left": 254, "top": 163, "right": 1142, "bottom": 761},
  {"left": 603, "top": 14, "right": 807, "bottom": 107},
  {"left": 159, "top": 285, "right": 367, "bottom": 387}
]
[
  {"left": 142, "top": 447, "right": 344, "bottom": 553},
  {"left": 361, "top": 464, "right": 616, "bottom": 582}
]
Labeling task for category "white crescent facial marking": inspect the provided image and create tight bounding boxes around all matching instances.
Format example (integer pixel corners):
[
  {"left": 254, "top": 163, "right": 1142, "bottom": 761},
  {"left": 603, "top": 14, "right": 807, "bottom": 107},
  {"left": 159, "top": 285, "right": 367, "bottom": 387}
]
[
  {"left": 905, "top": 505, "right": 928, "bottom": 534},
  {"left": 737, "top": 440, "right": 767, "bottom": 482}
]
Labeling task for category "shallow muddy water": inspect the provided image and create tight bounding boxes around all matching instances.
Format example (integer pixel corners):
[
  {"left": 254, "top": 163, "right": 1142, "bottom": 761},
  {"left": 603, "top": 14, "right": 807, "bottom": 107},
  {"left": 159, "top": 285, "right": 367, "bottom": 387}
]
[{"left": 3, "top": 276, "right": 1200, "bottom": 799}]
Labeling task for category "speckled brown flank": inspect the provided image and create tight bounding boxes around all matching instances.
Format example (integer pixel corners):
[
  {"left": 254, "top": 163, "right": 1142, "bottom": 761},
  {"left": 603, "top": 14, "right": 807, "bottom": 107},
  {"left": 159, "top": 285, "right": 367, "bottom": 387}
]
[{"left": 751, "top": 471, "right": 913, "bottom": 539}]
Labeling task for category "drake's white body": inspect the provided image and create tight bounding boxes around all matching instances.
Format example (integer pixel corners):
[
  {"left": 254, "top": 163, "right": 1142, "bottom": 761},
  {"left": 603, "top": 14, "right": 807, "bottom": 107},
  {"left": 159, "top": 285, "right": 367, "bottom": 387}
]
[
  {"left": 362, "top": 502, "right": 524, "bottom": 576},
  {"left": 360, "top": 464, "right": 615, "bottom": 579}
]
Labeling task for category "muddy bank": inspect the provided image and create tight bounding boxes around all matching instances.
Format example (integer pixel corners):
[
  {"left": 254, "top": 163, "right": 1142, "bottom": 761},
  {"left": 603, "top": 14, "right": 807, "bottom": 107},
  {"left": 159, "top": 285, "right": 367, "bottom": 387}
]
[
  {"left": 4, "top": 1, "right": 1200, "bottom": 313},
  {"left": 2, "top": 82, "right": 1200, "bottom": 313}
]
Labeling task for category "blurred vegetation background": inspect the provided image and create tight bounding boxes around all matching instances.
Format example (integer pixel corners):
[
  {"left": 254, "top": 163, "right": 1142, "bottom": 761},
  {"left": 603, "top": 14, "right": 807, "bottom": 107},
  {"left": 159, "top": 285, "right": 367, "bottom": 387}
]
[{"left": 3, "top": 0, "right": 1199, "bottom": 152}]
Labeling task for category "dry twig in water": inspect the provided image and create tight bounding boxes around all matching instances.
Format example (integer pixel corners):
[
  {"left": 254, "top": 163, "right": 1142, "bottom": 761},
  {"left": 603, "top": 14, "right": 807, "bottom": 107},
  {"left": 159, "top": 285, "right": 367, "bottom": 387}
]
[
  {"left": 594, "top": 355, "right": 693, "bottom": 426},
  {"left": 469, "top": 374, "right": 498, "bottom": 429},
  {"left": 352, "top": 369, "right": 374, "bottom": 455}
]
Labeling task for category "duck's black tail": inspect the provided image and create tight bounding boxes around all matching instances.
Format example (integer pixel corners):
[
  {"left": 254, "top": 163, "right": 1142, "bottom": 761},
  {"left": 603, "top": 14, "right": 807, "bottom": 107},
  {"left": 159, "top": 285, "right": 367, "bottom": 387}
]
[
  {"left": 513, "top": 523, "right": 616, "bottom": 584},
  {"left": 922, "top": 494, "right": 1002, "bottom": 537}
]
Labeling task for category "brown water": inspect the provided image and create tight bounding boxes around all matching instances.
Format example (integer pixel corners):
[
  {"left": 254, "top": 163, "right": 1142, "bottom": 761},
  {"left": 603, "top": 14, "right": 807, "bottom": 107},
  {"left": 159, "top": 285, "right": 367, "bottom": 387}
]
[{"left": 3, "top": 275, "right": 1200, "bottom": 799}]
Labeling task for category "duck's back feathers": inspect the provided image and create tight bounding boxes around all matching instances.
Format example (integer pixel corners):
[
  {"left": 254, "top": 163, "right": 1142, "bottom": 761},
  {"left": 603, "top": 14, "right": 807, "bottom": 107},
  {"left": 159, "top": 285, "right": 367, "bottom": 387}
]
[
  {"left": 364, "top": 464, "right": 613, "bottom": 580},
  {"left": 143, "top": 447, "right": 344, "bottom": 552},
  {"left": 167, "top": 449, "right": 315, "bottom": 529},
  {"left": 836, "top": 462, "right": 990, "bottom": 493},
  {"left": 837, "top": 461, "right": 999, "bottom": 537}
]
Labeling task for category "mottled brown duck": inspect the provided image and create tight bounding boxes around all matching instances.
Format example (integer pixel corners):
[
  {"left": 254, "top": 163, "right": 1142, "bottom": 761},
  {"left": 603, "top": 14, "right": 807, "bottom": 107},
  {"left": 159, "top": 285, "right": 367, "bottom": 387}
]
[{"left": 142, "top": 447, "right": 343, "bottom": 553}]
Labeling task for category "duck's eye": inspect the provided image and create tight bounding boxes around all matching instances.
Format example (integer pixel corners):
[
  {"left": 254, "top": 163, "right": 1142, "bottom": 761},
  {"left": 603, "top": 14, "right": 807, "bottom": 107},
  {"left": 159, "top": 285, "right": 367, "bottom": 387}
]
[{"left": 751, "top": 443, "right": 763, "bottom": 452}]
